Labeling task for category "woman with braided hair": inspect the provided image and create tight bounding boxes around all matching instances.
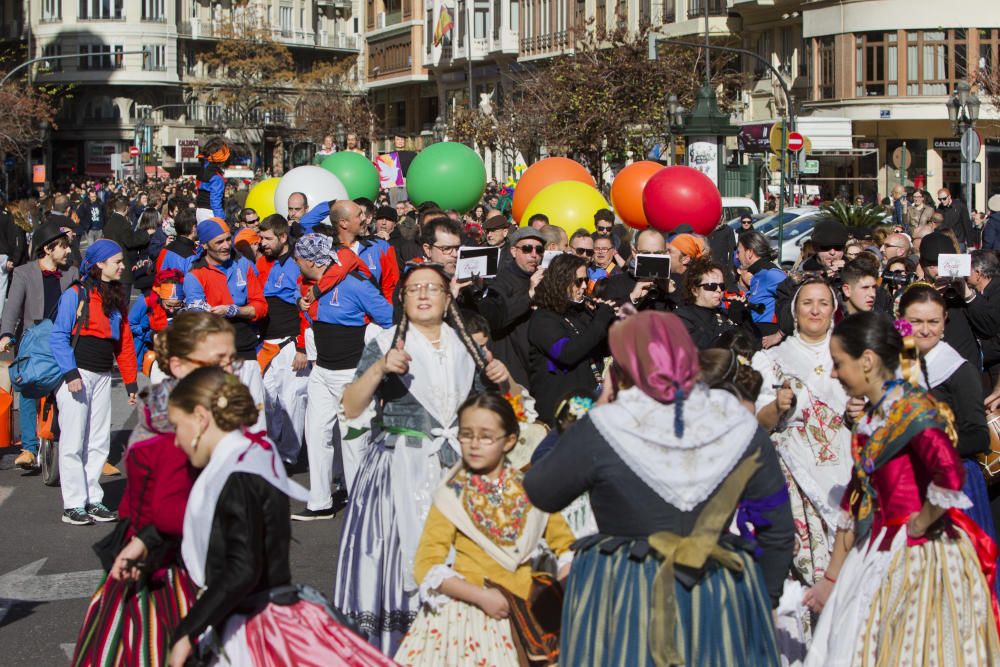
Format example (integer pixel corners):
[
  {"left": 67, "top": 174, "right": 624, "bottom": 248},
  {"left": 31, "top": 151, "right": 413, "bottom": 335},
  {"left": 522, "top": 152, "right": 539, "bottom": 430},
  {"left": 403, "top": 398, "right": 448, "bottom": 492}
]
[
  {"left": 805, "top": 312, "right": 1000, "bottom": 666},
  {"left": 334, "top": 262, "right": 515, "bottom": 655}
]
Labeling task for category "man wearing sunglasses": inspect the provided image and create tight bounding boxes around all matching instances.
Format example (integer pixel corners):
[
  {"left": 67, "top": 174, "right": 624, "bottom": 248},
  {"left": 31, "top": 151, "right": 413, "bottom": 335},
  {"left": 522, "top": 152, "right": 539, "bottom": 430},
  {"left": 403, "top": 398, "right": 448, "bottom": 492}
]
[
  {"left": 593, "top": 208, "right": 631, "bottom": 264},
  {"left": 798, "top": 220, "right": 848, "bottom": 276},
  {"left": 936, "top": 187, "right": 974, "bottom": 251},
  {"left": 602, "top": 228, "right": 674, "bottom": 311},
  {"left": 570, "top": 229, "right": 595, "bottom": 261},
  {"left": 485, "top": 226, "right": 546, "bottom": 388}
]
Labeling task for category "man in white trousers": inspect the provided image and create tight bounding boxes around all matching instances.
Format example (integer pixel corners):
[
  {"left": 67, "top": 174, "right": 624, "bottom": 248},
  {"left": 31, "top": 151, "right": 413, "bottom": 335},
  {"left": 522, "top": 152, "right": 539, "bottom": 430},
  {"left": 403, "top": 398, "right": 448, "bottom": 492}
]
[
  {"left": 257, "top": 216, "right": 310, "bottom": 464},
  {"left": 291, "top": 233, "right": 393, "bottom": 521}
]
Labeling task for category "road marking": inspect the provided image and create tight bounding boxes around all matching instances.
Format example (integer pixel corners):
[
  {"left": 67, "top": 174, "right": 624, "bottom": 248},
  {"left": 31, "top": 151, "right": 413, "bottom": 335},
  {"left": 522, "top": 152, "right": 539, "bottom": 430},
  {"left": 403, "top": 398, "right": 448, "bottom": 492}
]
[
  {"left": 0, "top": 486, "right": 12, "bottom": 509},
  {"left": 0, "top": 558, "right": 102, "bottom": 603},
  {"left": 62, "top": 644, "right": 76, "bottom": 660}
]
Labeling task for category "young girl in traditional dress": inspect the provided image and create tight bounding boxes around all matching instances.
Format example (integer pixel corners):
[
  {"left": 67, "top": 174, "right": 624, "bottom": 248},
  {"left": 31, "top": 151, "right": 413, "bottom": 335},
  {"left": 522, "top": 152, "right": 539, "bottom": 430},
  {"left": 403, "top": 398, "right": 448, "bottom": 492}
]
[
  {"left": 115, "top": 367, "right": 394, "bottom": 666},
  {"left": 395, "top": 392, "right": 574, "bottom": 667}
]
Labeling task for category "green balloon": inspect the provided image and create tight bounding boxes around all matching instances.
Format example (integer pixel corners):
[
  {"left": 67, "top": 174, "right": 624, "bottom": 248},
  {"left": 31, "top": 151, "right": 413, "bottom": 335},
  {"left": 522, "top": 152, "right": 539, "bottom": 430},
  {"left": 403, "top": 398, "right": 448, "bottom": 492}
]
[
  {"left": 405, "top": 142, "right": 486, "bottom": 213},
  {"left": 319, "top": 151, "right": 379, "bottom": 201}
]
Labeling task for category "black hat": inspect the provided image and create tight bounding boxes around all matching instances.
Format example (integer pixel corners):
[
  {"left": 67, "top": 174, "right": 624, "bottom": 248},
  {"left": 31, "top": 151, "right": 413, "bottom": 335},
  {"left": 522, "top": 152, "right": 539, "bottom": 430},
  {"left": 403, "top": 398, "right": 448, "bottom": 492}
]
[
  {"left": 483, "top": 213, "right": 509, "bottom": 231},
  {"left": 811, "top": 220, "right": 849, "bottom": 247},
  {"left": 374, "top": 206, "right": 398, "bottom": 223},
  {"left": 32, "top": 221, "right": 69, "bottom": 250},
  {"left": 919, "top": 231, "right": 957, "bottom": 265}
]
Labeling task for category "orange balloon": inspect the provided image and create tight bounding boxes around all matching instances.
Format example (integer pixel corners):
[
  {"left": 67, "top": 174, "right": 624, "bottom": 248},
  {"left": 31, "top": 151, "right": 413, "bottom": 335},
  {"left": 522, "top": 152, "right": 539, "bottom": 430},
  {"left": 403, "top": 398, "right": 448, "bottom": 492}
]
[
  {"left": 611, "top": 161, "right": 664, "bottom": 230},
  {"left": 512, "top": 157, "right": 595, "bottom": 223}
]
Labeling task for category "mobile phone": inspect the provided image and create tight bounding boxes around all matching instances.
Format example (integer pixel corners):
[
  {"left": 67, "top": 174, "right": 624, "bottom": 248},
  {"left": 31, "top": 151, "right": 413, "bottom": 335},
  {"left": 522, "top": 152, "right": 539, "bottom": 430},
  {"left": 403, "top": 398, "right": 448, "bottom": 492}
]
[{"left": 634, "top": 253, "right": 671, "bottom": 280}]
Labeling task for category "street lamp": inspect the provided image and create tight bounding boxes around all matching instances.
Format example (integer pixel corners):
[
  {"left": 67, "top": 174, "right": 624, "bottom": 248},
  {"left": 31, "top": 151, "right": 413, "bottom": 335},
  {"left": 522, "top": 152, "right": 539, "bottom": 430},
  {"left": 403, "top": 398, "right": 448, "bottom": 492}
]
[
  {"left": 946, "top": 80, "right": 982, "bottom": 211},
  {"left": 335, "top": 122, "right": 347, "bottom": 150},
  {"left": 433, "top": 115, "right": 446, "bottom": 143}
]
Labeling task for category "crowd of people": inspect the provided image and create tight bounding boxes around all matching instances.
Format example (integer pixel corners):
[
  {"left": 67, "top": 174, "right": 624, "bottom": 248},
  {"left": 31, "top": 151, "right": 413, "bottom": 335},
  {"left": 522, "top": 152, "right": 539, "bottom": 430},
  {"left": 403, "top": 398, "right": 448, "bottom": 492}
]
[{"left": 2, "top": 146, "right": 1000, "bottom": 666}]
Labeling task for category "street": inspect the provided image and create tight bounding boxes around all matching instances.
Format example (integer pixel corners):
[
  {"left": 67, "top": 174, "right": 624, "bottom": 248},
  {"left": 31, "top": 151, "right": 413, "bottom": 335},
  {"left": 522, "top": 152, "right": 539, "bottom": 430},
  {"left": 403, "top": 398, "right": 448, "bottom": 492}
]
[{"left": 0, "top": 376, "right": 343, "bottom": 664}]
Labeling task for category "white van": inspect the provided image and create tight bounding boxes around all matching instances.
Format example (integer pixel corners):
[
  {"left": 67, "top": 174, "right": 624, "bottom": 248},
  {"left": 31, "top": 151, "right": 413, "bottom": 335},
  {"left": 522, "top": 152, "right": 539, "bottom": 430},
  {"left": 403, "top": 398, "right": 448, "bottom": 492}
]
[{"left": 721, "top": 197, "right": 759, "bottom": 224}]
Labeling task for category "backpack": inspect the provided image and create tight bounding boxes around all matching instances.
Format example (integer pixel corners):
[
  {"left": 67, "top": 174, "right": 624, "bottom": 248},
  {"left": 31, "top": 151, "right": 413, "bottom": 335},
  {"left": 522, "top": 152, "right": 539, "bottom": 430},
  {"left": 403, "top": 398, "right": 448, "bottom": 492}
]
[{"left": 10, "top": 283, "right": 89, "bottom": 398}]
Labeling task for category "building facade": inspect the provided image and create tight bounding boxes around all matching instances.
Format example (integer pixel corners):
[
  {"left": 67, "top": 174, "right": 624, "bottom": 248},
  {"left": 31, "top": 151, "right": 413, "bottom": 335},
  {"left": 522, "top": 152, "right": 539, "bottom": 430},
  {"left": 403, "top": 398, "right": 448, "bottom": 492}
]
[{"left": 6, "top": 0, "right": 363, "bottom": 182}]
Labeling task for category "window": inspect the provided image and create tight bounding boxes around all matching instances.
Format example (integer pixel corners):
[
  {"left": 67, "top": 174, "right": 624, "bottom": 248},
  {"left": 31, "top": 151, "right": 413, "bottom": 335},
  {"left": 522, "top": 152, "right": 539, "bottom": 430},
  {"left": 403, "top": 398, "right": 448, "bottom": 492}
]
[
  {"left": 817, "top": 36, "right": 835, "bottom": 99},
  {"left": 474, "top": 9, "right": 487, "bottom": 39},
  {"left": 494, "top": 0, "right": 501, "bottom": 38},
  {"left": 756, "top": 30, "right": 771, "bottom": 79},
  {"left": 540, "top": 0, "right": 548, "bottom": 35},
  {"left": 144, "top": 44, "right": 167, "bottom": 70},
  {"left": 979, "top": 29, "right": 1000, "bottom": 73},
  {"left": 299, "top": 8, "right": 304, "bottom": 29},
  {"left": 79, "top": 0, "right": 123, "bottom": 19},
  {"left": 458, "top": 0, "right": 466, "bottom": 45},
  {"left": 855, "top": 31, "right": 896, "bottom": 96},
  {"left": 142, "top": 0, "right": 164, "bottom": 20},
  {"left": 596, "top": 0, "right": 605, "bottom": 32},
  {"left": 78, "top": 44, "right": 125, "bottom": 70},
  {"left": 510, "top": 0, "right": 518, "bottom": 33},
  {"left": 663, "top": 0, "right": 674, "bottom": 23},
  {"left": 42, "top": 44, "right": 62, "bottom": 71},
  {"left": 42, "top": 0, "right": 61, "bottom": 21},
  {"left": 280, "top": 6, "right": 292, "bottom": 36},
  {"left": 426, "top": 7, "right": 432, "bottom": 53},
  {"left": 905, "top": 30, "right": 967, "bottom": 96},
  {"left": 185, "top": 45, "right": 197, "bottom": 74}
]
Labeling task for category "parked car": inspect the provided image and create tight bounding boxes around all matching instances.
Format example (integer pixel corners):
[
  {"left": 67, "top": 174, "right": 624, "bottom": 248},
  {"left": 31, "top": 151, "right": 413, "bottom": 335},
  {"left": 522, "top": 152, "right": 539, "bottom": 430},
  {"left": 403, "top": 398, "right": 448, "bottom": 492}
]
[
  {"left": 766, "top": 212, "right": 826, "bottom": 267},
  {"left": 721, "top": 197, "right": 759, "bottom": 224}
]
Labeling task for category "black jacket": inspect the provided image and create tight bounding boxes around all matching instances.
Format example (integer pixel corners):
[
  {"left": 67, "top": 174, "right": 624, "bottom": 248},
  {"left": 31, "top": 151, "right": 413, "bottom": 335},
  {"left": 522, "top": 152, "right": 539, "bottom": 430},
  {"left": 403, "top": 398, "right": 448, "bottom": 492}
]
[
  {"left": 528, "top": 303, "right": 615, "bottom": 425},
  {"left": 937, "top": 201, "right": 974, "bottom": 247},
  {"left": 102, "top": 212, "right": 150, "bottom": 285},
  {"left": 388, "top": 228, "right": 422, "bottom": 271},
  {"left": 931, "top": 362, "right": 990, "bottom": 458},
  {"left": 600, "top": 272, "right": 674, "bottom": 311},
  {"left": 971, "top": 278, "right": 1000, "bottom": 370},
  {"left": 674, "top": 303, "right": 742, "bottom": 349},
  {"left": 486, "top": 264, "right": 534, "bottom": 388},
  {"left": 0, "top": 207, "right": 27, "bottom": 268},
  {"left": 76, "top": 200, "right": 106, "bottom": 232},
  {"left": 173, "top": 473, "right": 292, "bottom": 642}
]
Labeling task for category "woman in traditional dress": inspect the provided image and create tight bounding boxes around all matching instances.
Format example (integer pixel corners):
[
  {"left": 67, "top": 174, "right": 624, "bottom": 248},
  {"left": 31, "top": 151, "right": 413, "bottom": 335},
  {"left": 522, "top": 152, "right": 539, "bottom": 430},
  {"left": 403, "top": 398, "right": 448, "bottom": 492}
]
[
  {"left": 899, "top": 284, "right": 998, "bottom": 590},
  {"left": 804, "top": 312, "right": 1000, "bottom": 666},
  {"left": 524, "top": 311, "right": 795, "bottom": 666},
  {"left": 751, "top": 276, "right": 856, "bottom": 660},
  {"left": 395, "top": 392, "right": 574, "bottom": 666},
  {"left": 73, "top": 312, "right": 237, "bottom": 667},
  {"left": 334, "top": 263, "right": 513, "bottom": 655},
  {"left": 146, "top": 367, "right": 394, "bottom": 666}
]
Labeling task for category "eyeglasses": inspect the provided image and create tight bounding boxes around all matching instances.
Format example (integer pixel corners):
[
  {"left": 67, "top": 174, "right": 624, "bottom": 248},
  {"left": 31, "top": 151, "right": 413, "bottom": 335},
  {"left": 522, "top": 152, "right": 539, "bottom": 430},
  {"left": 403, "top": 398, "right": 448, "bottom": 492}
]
[
  {"left": 431, "top": 243, "right": 461, "bottom": 255},
  {"left": 404, "top": 282, "right": 447, "bottom": 296},
  {"left": 574, "top": 277, "right": 589, "bottom": 287},
  {"left": 596, "top": 226, "right": 613, "bottom": 233},
  {"left": 516, "top": 244, "right": 544, "bottom": 255},
  {"left": 183, "top": 356, "right": 243, "bottom": 373},
  {"left": 574, "top": 248, "right": 594, "bottom": 257},
  {"left": 817, "top": 245, "right": 844, "bottom": 252},
  {"left": 699, "top": 282, "right": 724, "bottom": 292},
  {"left": 458, "top": 432, "right": 509, "bottom": 445}
]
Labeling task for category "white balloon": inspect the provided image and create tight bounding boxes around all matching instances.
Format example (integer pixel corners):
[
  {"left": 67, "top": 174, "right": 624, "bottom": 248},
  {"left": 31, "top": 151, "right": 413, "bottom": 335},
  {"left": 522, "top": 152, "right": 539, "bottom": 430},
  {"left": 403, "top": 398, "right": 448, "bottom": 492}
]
[{"left": 273, "top": 166, "right": 348, "bottom": 217}]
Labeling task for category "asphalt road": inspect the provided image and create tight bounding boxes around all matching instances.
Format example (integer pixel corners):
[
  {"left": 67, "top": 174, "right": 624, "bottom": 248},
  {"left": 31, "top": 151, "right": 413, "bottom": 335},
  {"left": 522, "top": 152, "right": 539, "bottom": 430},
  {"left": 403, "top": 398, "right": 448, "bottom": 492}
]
[{"left": 0, "top": 375, "right": 344, "bottom": 665}]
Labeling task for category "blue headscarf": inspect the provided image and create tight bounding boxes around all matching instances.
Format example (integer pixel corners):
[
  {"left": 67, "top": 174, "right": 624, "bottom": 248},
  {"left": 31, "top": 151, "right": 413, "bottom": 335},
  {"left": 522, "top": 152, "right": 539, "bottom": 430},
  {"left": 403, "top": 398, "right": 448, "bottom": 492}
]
[{"left": 80, "top": 239, "right": 123, "bottom": 277}]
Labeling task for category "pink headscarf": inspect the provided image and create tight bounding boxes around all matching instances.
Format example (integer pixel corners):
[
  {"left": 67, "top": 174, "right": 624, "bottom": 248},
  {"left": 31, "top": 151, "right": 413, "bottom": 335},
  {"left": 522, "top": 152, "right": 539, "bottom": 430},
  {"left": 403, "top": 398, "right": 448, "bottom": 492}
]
[{"left": 609, "top": 311, "right": 700, "bottom": 434}]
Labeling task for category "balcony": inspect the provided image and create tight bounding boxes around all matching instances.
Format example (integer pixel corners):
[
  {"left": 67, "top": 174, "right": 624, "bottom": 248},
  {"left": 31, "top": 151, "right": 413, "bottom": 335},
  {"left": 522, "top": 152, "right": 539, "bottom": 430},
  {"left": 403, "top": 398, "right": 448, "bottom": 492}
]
[
  {"left": 490, "top": 29, "right": 518, "bottom": 54},
  {"left": 687, "top": 0, "right": 727, "bottom": 19},
  {"left": 316, "top": 0, "right": 352, "bottom": 7},
  {"left": 178, "top": 20, "right": 360, "bottom": 51}
]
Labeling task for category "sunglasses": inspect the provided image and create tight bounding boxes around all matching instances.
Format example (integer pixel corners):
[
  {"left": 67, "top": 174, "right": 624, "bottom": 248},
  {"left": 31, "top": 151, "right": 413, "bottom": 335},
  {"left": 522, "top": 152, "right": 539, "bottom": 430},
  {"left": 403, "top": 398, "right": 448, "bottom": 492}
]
[
  {"left": 699, "top": 282, "right": 724, "bottom": 292},
  {"left": 516, "top": 244, "right": 544, "bottom": 255},
  {"left": 574, "top": 277, "right": 589, "bottom": 287},
  {"left": 817, "top": 245, "right": 844, "bottom": 252},
  {"left": 575, "top": 248, "right": 595, "bottom": 257},
  {"left": 596, "top": 226, "right": 613, "bottom": 233},
  {"left": 741, "top": 220, "right": 753, "bottom": 225}
]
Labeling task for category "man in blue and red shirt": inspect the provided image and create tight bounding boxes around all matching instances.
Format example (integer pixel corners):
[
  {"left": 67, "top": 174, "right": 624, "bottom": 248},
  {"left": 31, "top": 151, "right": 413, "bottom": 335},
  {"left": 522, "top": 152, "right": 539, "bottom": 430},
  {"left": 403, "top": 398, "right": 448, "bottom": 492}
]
[
  {"left": 291, "top": 233, "right": 393, "bottom": 521},
  {"left": 155, "top": 208, "right": 198, "bottom": 273},
  {"left": 184, "top": 217, "right": 268, "bottom": 430},
  {"left": 257, "top": 214, "right": 309, "bottom": 464}
]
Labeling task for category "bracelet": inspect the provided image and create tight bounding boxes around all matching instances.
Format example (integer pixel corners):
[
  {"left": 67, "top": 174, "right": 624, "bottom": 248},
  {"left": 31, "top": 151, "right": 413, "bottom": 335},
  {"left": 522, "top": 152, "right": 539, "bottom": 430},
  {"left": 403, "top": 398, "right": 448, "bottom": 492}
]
[{"left": 823, "top": 572, "right": 837, "bottom": 584}]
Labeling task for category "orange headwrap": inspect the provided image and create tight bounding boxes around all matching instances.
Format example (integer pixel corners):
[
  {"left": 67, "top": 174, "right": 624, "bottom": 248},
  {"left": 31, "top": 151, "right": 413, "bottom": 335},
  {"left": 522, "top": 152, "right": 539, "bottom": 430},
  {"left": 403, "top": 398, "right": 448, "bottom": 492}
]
[
  {"left": 206, "top": 144, "right": 230, "bottom": 164},
  {"left": 234, "top": 228, "right": 260, "bottom": 247},
  {"left": 669, "top": 233, "right": 705, "bottom": 259}
]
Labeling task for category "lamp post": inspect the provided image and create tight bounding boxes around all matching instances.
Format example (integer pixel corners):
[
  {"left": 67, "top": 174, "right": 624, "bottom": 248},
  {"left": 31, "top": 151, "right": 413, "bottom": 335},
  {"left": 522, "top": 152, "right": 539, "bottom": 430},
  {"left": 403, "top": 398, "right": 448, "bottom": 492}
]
[
  {"left": 433, "top": 115, "right": 447, "bottom": 143},
  {"left": 664, "top": 94, "right": 685, "bottom": 165},
  {"left": 946, "top": 80, "right": 981, "bottom": 212}
]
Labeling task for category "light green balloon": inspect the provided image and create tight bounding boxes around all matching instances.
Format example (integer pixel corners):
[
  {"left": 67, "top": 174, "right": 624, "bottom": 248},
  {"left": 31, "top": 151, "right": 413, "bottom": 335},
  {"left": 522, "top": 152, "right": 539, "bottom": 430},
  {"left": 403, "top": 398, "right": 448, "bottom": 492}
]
[
  {"left": 319, "top": 151, "right": 380, "bottom": 201},
  {"left": 405, "top": 142, "right": 486, "bottom": 213}
]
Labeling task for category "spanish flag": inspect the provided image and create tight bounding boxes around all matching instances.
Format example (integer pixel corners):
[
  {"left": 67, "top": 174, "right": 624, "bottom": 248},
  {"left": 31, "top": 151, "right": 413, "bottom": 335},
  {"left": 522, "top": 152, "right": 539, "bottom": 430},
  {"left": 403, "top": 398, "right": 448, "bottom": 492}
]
[{"left": 433, "top": 5, "right": 453, "bottom": 46}]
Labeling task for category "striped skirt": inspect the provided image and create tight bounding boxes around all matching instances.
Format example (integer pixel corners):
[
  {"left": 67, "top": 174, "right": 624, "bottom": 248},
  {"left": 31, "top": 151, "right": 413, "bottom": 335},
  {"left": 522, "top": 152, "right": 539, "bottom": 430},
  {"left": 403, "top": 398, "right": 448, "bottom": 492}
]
[
  {"left": 561, "top": 538, "right": 780, "bottom": 667},
  {"left": 72, "top": 565, "right": 198, "bottom": 667}
]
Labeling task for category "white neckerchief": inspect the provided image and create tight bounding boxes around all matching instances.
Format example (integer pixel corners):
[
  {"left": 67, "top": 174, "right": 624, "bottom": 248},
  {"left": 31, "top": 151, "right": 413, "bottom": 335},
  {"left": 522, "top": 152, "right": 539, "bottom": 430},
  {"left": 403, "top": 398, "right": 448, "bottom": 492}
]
[
  {"left": 181, "top": 431, "right": 308, "bottom": 588},
  {"left": 924, "top": 341, "right": 966, "bottom": 389},
  {"left": 589, "top": 386, "right": 758, "bottom": 511},
  {"left": 373, "top": 324, "right": 476, "bottom": 431}
]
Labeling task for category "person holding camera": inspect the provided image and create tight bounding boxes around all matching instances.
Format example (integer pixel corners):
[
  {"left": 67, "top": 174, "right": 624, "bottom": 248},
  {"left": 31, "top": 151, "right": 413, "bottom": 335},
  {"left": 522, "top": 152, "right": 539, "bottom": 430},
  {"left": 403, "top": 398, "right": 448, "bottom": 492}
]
[{"left": 601, "top": 228, "right": 673, "bottom": 311}]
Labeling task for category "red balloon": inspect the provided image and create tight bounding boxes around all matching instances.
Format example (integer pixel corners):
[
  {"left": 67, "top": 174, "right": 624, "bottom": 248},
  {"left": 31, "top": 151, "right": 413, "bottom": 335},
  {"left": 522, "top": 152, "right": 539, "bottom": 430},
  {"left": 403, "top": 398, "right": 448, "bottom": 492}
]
[
  {"left": 610, "top": 161, "right": 664, "bottom": 230},
  {"left": 641, "top": 165, "right": 722, "bottom": 235}
]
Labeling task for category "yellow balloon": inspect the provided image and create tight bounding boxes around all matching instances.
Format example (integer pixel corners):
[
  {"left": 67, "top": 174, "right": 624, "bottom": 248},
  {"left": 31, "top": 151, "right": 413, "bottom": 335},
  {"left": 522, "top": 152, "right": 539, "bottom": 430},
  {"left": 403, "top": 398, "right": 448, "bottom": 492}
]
[
  {"left": 522, "top": 180, "right": 608, "bottom": 234},
  {"left": 244, "top": 178, "right": 280, "bottom": 219}
]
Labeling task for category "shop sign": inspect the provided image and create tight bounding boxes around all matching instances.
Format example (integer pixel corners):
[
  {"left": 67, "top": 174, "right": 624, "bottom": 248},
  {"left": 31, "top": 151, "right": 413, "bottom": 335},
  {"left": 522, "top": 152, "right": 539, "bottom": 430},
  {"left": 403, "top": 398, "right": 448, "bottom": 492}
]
[{"left": 934, "top": 138, "right": 961, "bottom": 151}]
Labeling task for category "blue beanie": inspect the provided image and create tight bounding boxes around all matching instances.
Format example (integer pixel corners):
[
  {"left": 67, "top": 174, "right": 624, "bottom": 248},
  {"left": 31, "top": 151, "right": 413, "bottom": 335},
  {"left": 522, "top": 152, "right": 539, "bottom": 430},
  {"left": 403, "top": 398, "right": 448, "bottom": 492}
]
[
  {"left": 81, "top": 239, "right": 122, "bottom": 276},
  {"left": 197, "top": 218, "right": 231, "bottom": 244}
]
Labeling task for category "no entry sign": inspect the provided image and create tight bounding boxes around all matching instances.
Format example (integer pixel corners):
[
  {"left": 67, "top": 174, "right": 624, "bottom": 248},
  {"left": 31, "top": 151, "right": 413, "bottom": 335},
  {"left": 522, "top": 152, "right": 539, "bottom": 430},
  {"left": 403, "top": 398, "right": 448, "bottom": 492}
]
[{"left": 787, "top": 132, "right": 805, "bottom": 153}]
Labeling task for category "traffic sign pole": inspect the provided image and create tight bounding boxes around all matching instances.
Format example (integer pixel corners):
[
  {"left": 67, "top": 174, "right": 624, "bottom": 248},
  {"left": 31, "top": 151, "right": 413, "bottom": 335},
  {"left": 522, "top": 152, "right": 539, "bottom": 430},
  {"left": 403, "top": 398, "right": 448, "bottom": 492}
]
[{"left": 778, "top": 122, "right": 787, "bottom": 265}]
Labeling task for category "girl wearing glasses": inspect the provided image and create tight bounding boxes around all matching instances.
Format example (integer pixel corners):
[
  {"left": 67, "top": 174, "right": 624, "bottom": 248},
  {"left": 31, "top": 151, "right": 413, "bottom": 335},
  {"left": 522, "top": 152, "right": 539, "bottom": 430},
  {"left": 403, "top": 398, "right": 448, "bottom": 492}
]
[
  {"left": 335, "top": 263, "right": 514, "bottom": 655},
  {"left": 750, "top": 276, "right": 855, "bottom": 662},
  {"left": 73, "top": 312, "right": 238, "bottom": 667},
  {"left": 675, "top": 257, "right": 745, "bottom": 349},
  {"left": 395, "top": 392, "right": 574, "bottom": 666},
  {"left": 527, "top": 253, "right": 616, "bottom": 426}
]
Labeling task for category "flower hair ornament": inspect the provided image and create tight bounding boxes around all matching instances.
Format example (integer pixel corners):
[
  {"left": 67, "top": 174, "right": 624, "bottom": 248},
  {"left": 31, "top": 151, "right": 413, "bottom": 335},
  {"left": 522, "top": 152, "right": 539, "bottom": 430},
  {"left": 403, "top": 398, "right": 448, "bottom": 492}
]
[{"left": 892, "top": 318, "right": 922, "bottom": 386}]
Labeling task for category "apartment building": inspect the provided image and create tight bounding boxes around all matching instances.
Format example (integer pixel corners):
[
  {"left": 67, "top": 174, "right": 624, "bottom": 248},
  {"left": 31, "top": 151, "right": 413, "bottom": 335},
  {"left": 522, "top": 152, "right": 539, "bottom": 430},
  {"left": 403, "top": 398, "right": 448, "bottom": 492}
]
[{"left": 5, "top": 0, "right": 362, "bottom": 179}]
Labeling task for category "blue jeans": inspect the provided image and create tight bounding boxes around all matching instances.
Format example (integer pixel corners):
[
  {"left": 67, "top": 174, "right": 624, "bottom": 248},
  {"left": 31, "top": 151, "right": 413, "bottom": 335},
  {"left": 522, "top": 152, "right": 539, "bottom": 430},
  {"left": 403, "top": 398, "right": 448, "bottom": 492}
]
[{"left": 19, "top": 394, "right": 37, "bottom": 455}]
